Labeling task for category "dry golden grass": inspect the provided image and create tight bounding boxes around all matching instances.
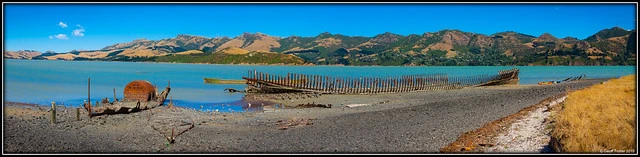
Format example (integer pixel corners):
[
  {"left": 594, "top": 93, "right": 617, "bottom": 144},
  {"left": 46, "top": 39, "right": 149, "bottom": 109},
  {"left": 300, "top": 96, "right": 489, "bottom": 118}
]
[
  {"left": 174, "top": 50, "right": 204, "bottom": 55},
  {"left": 551, "top": 74, "right": 636, "bottom": 153},
  {"left": 45, "top": 53, "right": 76, "bottom": 60},
  {"left": 219, "top": 47, "right": 249, "bottom": 54}
]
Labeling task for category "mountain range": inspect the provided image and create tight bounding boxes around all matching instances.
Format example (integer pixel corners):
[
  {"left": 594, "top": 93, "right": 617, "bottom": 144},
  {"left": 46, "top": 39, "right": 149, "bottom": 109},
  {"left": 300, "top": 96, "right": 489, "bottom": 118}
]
[{"left": 4, "top": 27, "right": 637, "bottom": 66}]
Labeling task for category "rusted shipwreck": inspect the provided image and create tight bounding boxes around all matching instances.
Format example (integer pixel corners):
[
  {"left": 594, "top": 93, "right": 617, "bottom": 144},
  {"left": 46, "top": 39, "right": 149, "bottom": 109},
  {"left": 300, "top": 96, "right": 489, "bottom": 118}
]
[
  {"left": 83, "top": 79, "right": 171, "bottom": 118},
  {"left": 241, "top": 68, "right": 520, "bottom": 94}
]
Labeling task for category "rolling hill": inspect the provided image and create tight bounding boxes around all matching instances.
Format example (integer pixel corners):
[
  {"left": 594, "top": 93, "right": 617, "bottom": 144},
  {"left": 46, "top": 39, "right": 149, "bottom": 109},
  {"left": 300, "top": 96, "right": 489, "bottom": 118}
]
[{"left": 5, "top": 27, "right": 637, "bottom": 66}]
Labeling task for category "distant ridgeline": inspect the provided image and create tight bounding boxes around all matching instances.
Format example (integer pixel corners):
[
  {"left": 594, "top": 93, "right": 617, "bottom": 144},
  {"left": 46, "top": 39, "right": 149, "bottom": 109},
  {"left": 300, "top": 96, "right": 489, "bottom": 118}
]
[{"left": 4, "top": 27, "right": 637, "bottom": 66}]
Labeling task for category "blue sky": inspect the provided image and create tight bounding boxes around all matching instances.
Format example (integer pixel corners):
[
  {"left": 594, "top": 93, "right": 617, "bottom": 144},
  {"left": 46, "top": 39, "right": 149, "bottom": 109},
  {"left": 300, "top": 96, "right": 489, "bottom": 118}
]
[{"left": 3, "top": 3, "right": 637, "bottom": 53}]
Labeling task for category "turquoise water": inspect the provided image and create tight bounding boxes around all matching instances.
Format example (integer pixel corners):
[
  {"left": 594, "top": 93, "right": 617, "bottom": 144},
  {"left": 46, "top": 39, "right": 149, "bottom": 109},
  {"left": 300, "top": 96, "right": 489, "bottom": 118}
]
[{"left": 3, "top": 59, "right": 636, "bottom": 112}]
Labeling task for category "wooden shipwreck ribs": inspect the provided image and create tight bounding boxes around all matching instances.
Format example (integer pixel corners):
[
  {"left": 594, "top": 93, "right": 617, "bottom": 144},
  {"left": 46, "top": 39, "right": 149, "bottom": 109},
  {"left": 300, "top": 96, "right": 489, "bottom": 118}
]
[{"left": 241, "top": 68, "right": 520, "bottom": 94}]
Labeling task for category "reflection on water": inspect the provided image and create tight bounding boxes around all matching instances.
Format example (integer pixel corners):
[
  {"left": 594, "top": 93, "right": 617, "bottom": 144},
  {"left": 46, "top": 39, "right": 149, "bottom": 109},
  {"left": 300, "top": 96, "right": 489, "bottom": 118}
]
[{"left": 170, "top": 96, "right": 282, "bottom": 113}]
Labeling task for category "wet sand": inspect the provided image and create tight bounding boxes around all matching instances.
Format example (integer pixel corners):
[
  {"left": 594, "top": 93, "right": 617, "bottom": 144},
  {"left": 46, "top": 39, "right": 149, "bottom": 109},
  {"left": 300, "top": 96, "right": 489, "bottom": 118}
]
[{"left": 3, "top": 78, "right": 608, "bottom": 153}]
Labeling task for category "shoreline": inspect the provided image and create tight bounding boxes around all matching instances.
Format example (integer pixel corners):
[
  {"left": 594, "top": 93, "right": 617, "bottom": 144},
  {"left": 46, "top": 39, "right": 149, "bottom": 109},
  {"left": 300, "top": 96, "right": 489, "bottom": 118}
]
[
  {"left": 3, "top": 78, "right": 610, "bottom": 153},
  {"left": 6, "top": 59, "right": 637, "bottom": 67}
]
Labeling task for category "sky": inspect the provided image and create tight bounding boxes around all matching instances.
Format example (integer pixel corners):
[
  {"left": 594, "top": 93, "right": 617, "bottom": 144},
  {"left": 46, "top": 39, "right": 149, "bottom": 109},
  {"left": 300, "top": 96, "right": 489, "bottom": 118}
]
[{"left": 3, "top": 3, "right": 637, "bottom": 53}]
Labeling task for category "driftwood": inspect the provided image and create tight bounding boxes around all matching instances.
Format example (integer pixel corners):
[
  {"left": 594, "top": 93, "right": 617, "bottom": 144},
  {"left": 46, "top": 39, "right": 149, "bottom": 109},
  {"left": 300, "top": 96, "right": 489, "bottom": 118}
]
[
  {"left": 276, "top": 118, "right": 316, "bottom": 130},
  {"left": 293, "top": 102, "right": 332, "bottom": 108},
  {"left": 148, "top": 110, "right": 194, "bottom": 144},
  {"left": 224, "top": 88, "right": 246, "bottom": 93}
]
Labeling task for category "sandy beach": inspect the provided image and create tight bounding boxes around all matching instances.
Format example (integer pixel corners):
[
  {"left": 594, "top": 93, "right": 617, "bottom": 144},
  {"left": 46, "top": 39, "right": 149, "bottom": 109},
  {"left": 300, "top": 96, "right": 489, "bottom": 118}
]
[{"left": 3, "top": 78, "right": 608, "bottom": 153}]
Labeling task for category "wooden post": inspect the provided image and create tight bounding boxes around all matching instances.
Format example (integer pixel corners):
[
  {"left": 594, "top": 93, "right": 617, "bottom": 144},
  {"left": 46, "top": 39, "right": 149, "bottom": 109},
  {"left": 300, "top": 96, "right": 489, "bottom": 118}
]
[
  {"left": 422, "top": 75, "right": 426, "bottom": 90},
  {"left": 428, "top": 76, "right": 432, "bottom": 90},
  {"left": 88, "top": 78, "right": 91, "bottom": 107},
  {"left": 278, "top": 75, "right": 281, "bottom": 85},
  {"left": 383, "top": 77, "right": 387, "bottom": 93},
  {"left": 386, "top": 77, "right": 390, "bottom": 93},
  {"left": 354, "top": 77, "right": 359, "bottom": 94},
  {"left": 375, "top": 77, "right": 379, "bottom": 93},
  {"left": 320, "top": 76, "right": 324, "bottom": 93},
  {"left": 299, "top": 73, "right": 303, "bottom": 89},
  {"left": 253, "top": 70, "right": 257, "bottom": 86},
  {"left": 344, "top": 77, "right": 348, "bottom": 94},
  {"left": 382, "top": 77, "right": 386, "bottom": 93},
  {"left": 312, "top": 75, "right": 316, "bottom": 91},
  {"left": 340, "top": 77, "right": 345, "bottom": 94},
  {"left": 417, "top": 76, "right": 422, "bottom": 91},
  {"left": 309, "top": 74, "right": 313, "bottom": 90},
  {"left": 357, "top": 77, "right": 361, "bottom": 94},
  {"left": 393, "top": 76, "right": 398, "bottom": 93},
  {"left": 306, "top": 74, "right": 310, "bottom": 89},
  {"left": 342, "top": 77, "right": 346, "bottom": 94},
  {"left": 331, "top": 76, "right": 339, "bottom": 92},
  {"left": 371, "top": 77, "right": 375, "bottom": 93},
  {"left": 302, "top": 74, "right": 311, "bottom": 89},
  {"left": 399, "top": 76, "right": 403, "bottom": 93},
  {"left": 322, "top": 76, "right": 326, "bottom": 93},
  {"left": 396, "top": 76, "right": 400, "bottom": 93},
  {"left": 302, "top": 74, "right": 306, "bottom": 89},
  {"left": 51, "top": 102, "right": 56, "bottom": 124},
  {"left": 312, "top": 75, "right": 316, "bottom": 90},
  {"left": 113, "top": 88, "right": 116, "bottom": 102},
  {"left": 352, "top": 77, "right": 356, "bottom": 94},
  {"left": 412, "top": 75, "right": 417, "bottom": 91},
  {"left": 317, "top": 75, "right": 321, "bottom": 91},
  {"left": 76, "top": 107, "right": 80, "bottom": 121},
  {"left": 406, "top": 75, "right": 410, "bottom": 91},
  {"left": 401, "top": 76, "right": 405, "bottom": 92},
  {"left": 404, "top": 76, "right": 408, "bottom": 92},
  {"left": 407, "top": 75, "right": 411, "bottom": 92},
  {"left": 326, "top": 76, "right": 330, "bottom": 93},
  {"left": 294, "top": 73, "right": 299, "bottom": 89},
  {"left": 318, "top": 75, "right": 322, "bottom": 91},
  {"left": 362, "top": 77, "right": 367, "bottom": 94},
  {"left": 350, "top": 77, "right": 354, "bottom": 94},
  {"left": 365, "top": 77, "right": 370, "bottom": 94},
  {"left": 358, "top": 77, "right": 363, "bottom": 94},
  {"left": 301, "top": 73, "right": 304, "bottom": 89},
  {"left": 293, "top": 73, "right": 297, "bottom": 88},
  {"left": 305, "top": 74, "right": 310, "bottom": 90}
]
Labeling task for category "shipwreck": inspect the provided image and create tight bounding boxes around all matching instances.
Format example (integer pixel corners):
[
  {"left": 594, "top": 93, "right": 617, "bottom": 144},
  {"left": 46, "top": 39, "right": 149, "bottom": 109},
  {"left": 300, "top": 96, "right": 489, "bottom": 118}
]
[
  {"left": 83, "top": 78, "right": 171, "bottom": 118},
  {"left": 241, "top": 68, "right": 520, "bottom": 94}
]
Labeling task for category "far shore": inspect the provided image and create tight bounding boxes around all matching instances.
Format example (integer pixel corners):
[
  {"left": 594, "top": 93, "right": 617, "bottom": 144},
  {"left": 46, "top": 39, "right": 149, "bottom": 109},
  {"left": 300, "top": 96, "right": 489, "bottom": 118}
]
[{"left": 6, "top": 59, "right": 637, "bottom": 67}]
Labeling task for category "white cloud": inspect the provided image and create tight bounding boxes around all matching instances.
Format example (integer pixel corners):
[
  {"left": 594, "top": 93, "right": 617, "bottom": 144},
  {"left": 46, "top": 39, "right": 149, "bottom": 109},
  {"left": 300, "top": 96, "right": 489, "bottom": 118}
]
[
  {"left": 58, "top": 22, "right": 68, "bottom": 28},
  {"left": 49, "top": 35, "right": 54, "bottom": 39},
  {"left": 73, "top": 24, "right": 85, "bottom": 37},
  {"left": 54, "top": 34, "right": 69, "bottom": 40},
  {"left": 73, "top": 28, "right": 85, "bottom": 37}
]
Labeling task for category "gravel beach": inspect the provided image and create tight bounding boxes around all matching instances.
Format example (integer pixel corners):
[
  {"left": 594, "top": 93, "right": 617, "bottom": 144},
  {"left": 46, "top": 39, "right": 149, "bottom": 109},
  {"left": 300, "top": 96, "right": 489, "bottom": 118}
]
[{"left": 3, "top": 78, "right": 608, "bottom": 154}]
